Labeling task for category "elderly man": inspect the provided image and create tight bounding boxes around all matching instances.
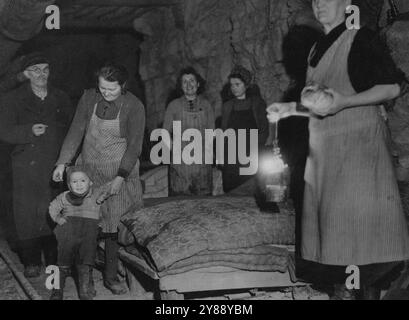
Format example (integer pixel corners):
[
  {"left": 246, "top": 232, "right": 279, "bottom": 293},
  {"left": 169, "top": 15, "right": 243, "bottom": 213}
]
[{"left": 0, "top": 52, "right": 73, "bottom": 277}]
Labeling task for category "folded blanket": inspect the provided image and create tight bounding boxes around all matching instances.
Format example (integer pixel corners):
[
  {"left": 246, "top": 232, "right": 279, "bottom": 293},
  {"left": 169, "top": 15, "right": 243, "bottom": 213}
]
[
  {"left": 125, "top": 245, "right": 290, "bottom": 277},
  {"left": 120, "top": 196, "right": 295, "bottom": 272}
]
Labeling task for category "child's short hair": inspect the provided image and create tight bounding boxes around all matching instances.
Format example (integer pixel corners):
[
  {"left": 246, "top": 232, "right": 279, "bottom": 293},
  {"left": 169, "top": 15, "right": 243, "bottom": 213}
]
[{"left": 66, "top": 165, "right": 91, "bottom": 183}]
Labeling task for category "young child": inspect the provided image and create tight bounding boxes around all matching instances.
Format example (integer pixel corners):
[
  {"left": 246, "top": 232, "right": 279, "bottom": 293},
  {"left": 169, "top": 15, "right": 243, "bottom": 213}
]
[{"left": 49, "top": 166, "right": 110, "bottom": 300}]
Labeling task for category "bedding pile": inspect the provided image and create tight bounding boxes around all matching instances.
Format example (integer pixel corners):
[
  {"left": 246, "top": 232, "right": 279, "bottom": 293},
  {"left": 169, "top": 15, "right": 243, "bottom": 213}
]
[{"left": 119, "top": 196, "right": 295, "bottom": 276}]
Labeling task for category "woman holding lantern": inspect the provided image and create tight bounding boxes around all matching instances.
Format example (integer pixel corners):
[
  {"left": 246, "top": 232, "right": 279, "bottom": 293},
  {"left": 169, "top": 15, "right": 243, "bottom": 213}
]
[{"left": 267, "top": 0, "right": 409, "bottom": 299}]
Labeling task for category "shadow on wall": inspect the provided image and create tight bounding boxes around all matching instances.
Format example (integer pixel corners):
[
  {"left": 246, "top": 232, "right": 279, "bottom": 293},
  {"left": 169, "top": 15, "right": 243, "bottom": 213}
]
[
  {"left": 278, "top": 25, "right": 322, "bottom": 165},
  {"left": 278, "top": 25, "right": 322, "bottom": 257}
]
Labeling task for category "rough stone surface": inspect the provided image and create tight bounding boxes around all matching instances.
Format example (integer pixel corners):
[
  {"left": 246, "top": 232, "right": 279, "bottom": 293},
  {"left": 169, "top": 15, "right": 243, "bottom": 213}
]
[
  {"left": 137, "top": 0, "right": 402, "bottom": 130},
  {"left": 138, "top": 0, "right": 316, "bottom": 130},
  {"left": 384, "top": 21, "right": 409, "bottom": 80},
  {"left": 384, "top": 20, "right": 409, "bottom": 172}
]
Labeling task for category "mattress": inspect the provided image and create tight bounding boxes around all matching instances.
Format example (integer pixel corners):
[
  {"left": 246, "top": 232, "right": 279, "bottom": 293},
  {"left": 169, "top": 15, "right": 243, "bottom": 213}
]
[{"left": 119, "top": 196, "right": 295, "bottom": 273}]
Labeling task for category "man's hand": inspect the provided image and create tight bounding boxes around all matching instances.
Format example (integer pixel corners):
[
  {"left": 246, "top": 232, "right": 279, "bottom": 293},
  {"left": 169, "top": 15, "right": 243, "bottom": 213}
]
[
  {"left": 32, "top": 124, "right": 48, "bottom": 136},
  {"left": 53, "top": 164, "right": 66, "bottom": 182}
]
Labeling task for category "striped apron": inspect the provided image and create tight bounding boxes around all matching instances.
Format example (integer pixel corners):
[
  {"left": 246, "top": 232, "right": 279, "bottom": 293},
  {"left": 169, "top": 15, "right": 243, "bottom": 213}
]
[
  {"left": 77, "top": 103, "right": 143, "bottom": 233},
  {"left": 301, "top": 28, "right": 409, "bottom": 266},
  {"left": 169, "top": 99, "right": 213, "bottom": 196}
]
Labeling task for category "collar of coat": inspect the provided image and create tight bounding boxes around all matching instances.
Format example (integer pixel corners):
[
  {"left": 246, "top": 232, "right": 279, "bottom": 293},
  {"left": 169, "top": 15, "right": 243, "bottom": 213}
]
[{"left": 20, "top": 82, "right": 57, "bottom": 113}]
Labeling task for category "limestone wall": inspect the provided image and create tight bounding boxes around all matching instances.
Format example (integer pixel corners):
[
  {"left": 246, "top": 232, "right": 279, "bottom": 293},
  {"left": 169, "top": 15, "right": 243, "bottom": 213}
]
[
  {"left": 384, "top": 20, "right": 409, "bottom": 177},
  {"left": 136, "top": 0, "right": 395, "bottom": 130},
  {"left": 138, "top": 0, "right": 315, "bottom": 130}
]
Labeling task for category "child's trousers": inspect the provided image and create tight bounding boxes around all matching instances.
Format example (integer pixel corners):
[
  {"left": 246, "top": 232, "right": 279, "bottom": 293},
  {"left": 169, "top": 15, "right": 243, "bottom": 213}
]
[{"left": 54, "top": 217, "right": 99, "bottom": 266}]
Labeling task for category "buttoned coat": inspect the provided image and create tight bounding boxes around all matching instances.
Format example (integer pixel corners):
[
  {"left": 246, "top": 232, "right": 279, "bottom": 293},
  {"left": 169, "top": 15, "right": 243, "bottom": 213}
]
[{"left": 0, "top": 83, "right": 73, "bottom": 240}]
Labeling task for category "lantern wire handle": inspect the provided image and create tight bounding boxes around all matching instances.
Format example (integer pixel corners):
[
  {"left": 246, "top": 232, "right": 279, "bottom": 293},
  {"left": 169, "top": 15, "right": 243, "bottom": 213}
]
[{"left": 273, "top": 120, "right": 280, "bottom": 153}]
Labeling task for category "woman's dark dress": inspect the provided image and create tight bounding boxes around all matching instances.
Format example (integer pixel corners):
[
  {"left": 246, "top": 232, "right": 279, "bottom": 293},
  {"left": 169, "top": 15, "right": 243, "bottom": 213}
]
[{"left": 221, "top": 95, "right": 268, "bottom": 192}]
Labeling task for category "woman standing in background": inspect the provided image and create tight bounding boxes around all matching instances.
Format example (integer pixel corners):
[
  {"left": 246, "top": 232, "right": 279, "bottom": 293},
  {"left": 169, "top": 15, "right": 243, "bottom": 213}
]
[
  {"left": 163, "top": 67, "right": 215, "bottom": 196},
  {"left": 221, "top": 65, "right": 269, "bottom": 193}
]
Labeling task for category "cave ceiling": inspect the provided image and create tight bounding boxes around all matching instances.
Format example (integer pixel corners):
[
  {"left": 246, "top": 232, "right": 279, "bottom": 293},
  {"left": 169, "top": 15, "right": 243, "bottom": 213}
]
[
  {"left": 46, "top": 0, "right": 409, "bottom": 32},
  {"left": 55, "top": 0, "right": 183, "bottom": 30}
]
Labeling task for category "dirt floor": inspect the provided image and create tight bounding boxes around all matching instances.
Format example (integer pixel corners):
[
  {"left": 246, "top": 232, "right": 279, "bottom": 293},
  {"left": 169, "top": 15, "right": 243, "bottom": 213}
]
[
  {"left": 0, "top": 239, "right": 153, "bottom": 300},
  {"left": 0, "top": 256, "right": 27, "bottom": 300},
  {"left": 28, "top": 268, "right": 154, "bottom": 301}
]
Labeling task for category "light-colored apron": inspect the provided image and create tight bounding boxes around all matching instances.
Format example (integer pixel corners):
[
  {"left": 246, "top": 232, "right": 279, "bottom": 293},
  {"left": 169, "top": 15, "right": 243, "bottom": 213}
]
[
  {"left": 301, "top": 28, "right": 409, "bottom": 266},
  {"left": 78, "top": 102, "right": 143, "bottom": 233},
  {"left": 169, "top": 98, "right": 213, "bottom": 196}
]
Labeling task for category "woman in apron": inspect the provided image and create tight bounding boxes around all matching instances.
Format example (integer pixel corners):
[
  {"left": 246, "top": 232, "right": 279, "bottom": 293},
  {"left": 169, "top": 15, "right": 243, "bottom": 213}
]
[
  {"left": 163, "top": 67, "right": 215, "bottom": 196},
  {"left": 221, "top": 66, "right": 269, "bottom": 193},
  {"left": 267, "top": 0, "right": 409, "bottom": 299},
  {"left": 53, "top": 62, "right": 145, "bottom": 295}
]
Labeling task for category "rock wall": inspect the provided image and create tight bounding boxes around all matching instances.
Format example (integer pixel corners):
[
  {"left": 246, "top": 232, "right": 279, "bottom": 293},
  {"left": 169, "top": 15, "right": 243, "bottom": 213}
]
[
  {"left": 137, "top": 7, "right": 185, "bottom": 129},
  {"left": 138, "top": 0, "right": 315, "bottom": 130},
  {"left": 384, "top": 20, "right": 409, "bottom": 178},
  {"left": 137, "top": 0, "right": 398, "bottom": 130}
]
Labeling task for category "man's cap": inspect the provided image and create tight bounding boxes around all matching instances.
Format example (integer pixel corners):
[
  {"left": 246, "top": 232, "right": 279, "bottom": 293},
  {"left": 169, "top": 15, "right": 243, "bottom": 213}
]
[{"left": 21, "top": 52, "right": 50, "bottom": 71}]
